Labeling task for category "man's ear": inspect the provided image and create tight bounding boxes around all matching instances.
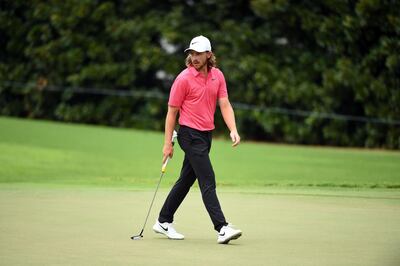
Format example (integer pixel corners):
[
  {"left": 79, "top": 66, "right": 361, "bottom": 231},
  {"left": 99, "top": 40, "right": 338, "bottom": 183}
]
[{"left": 207, "top": 51, "right": 212, "bottom": 59}]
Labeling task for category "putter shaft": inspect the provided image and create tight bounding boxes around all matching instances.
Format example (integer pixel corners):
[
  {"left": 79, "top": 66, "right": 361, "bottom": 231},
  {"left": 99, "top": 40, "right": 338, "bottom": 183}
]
[
  {"left": 131, "top": 171, "right": 165, "bottom": 240},
  {"left": 131, "top": 130, "right": 177, "bottom": 240}
]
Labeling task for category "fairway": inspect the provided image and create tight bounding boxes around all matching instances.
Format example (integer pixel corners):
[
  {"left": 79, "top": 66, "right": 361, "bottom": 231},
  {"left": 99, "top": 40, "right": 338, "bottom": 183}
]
[
  {"left": 1, "top": 117, "right": 399, "bottom": 189},
  {"left": 1, "top": 117, "right": 400, "bottom": 265}
]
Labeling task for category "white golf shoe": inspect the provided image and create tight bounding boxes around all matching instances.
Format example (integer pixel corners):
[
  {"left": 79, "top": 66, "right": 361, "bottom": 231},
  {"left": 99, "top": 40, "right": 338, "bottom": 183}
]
[
  {"left": 153, "top": 221, "right": 184, "bottom": 240},
  {"left": 217, "top": 224, "right": 242, "bottom": 244}
]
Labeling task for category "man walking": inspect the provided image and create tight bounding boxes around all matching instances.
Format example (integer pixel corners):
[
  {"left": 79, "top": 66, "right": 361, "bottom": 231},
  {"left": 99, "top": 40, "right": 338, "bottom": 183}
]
[{"left": 153, "top": 35, "right": 242, "bottom": 244}]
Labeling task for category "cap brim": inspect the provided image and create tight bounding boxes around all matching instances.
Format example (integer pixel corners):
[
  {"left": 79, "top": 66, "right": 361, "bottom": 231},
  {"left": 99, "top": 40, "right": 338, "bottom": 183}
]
[{"left": 184, "top": 47, "right": 209, "bottom": 53}]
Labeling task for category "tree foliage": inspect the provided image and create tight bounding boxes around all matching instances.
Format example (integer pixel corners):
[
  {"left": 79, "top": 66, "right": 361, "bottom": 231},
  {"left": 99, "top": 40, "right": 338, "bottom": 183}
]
[{"left": 1, "top": 0, "right": 399, "bottom": 148}]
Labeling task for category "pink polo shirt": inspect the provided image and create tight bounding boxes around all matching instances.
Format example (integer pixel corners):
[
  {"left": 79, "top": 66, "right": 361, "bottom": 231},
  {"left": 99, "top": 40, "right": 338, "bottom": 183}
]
[{"left": 168, "top": 66, "right": 228, "bottom": 131}]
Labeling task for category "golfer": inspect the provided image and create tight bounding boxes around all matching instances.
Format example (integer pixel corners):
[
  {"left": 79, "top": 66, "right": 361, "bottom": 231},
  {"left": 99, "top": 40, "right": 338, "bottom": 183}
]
[{"left": 153, "top": 35, "right": 242, "bottom": 244}]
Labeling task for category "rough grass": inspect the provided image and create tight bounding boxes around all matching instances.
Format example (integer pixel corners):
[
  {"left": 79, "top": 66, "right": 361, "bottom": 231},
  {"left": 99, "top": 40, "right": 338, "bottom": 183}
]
[{"left": 0, "top": 116, "right": 399, "bottom": 189}]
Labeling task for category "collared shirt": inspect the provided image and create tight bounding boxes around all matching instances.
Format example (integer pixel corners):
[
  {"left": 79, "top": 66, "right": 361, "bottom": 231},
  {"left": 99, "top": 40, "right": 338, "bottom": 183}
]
[{"left": 168, "top": 66, "right": 228, "bottom": 131}]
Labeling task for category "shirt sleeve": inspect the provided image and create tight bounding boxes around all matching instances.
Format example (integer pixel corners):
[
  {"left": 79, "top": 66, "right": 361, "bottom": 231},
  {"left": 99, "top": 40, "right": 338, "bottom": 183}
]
[
  {"left": 217, "top": 70, "right": 228, "bottom": 99},
  {"left": 168, "top": 77, "right": 187, "bottom": 107}
]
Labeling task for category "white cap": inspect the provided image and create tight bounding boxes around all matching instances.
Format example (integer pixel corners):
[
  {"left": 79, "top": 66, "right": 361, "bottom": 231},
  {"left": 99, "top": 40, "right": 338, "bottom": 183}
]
[{"left": 184, "top": 35, "right": 212, "bottom": 53}]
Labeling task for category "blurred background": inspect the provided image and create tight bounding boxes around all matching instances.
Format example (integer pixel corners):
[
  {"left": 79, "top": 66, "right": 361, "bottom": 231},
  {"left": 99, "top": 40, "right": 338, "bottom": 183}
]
[{"left": 1, "top": 0, "right": 399, "bottom": 149}]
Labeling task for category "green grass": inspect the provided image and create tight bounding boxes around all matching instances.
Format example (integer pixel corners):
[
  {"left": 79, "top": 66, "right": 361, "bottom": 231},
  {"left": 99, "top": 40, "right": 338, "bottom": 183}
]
[
  {"left": 1, "top": 117, "right": 400, "bottom": 266},
  {"left": 1, "top": 186, "right": 399, "bottom": 266},
  {"left": 0, "top": 116, "right": 400, "bottom": 189}
]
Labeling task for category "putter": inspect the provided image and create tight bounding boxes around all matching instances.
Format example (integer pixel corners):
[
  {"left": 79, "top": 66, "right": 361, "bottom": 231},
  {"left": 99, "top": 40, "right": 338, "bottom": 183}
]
[{"left": 131, "top": 130, "right": 178, "bottom": 240}]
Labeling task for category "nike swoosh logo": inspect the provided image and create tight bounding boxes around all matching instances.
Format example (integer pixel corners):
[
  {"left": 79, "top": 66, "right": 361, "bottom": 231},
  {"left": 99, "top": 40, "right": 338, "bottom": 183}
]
[
  {"left": 219, "top": 232, "right": 225, "bottom": 236},
  {"left": 159, "top": 224, "right": 168, "bottom": 231},
  {"left": 191, "top": 41, "right": 198, "bottom": 45}
]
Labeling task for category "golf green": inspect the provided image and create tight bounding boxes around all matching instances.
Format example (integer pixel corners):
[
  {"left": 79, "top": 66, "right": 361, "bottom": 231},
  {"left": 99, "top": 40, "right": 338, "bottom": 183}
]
[{"left": 1, "top": 185, "right": 399, "bottom": 266}]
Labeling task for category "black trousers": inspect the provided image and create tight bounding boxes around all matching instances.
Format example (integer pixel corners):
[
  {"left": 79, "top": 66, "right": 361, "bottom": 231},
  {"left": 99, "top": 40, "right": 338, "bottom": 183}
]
[{"left": 158, "top": 125, "right": 228, "bottom": 232}]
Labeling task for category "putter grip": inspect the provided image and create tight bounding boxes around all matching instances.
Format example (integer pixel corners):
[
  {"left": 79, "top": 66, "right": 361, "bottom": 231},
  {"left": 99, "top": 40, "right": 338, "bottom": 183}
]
[{"left": 161, "top": 157, "right": 169, "bottom": 173}]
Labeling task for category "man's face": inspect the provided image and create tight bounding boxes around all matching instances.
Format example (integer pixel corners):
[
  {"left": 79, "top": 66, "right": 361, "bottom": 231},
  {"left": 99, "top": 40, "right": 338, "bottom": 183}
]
[{"left": 189, "top": 51, "right": 211, "bottom": 71}]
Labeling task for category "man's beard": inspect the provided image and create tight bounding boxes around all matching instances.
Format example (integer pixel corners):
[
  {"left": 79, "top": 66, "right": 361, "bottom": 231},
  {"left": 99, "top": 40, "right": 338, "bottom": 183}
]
[{"left": 193, "top": 60, "right": 207, "bottom": 71}]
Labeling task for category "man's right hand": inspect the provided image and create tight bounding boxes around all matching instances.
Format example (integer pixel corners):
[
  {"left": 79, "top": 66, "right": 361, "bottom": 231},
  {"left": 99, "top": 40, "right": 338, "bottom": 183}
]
[{"left": 162, "top": 142, "right": 174, "bottom": 164}]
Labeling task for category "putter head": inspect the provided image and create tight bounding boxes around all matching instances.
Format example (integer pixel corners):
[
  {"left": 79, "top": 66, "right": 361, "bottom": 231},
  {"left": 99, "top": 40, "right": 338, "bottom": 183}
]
[{"left": 131, "top": 234, "right": 143, "bottom": 240}]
